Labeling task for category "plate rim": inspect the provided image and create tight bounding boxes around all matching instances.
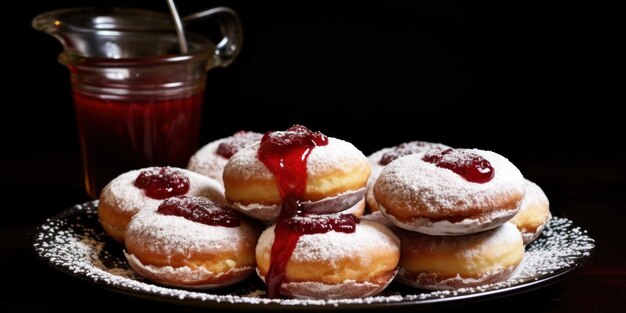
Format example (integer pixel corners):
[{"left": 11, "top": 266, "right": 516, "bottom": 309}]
[{"left": 29, "top": 201, "right": 595, "bottom": 311}]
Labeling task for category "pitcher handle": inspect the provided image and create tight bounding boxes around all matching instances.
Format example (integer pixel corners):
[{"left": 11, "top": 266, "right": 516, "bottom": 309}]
[{"left": 184, "top": 7, "right": 243, "bottom": 69}]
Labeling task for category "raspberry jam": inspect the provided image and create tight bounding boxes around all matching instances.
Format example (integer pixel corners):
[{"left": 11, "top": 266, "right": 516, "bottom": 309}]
[
  {"left": 134, "top": 167, "right": 190, "bottom": 199},
  {"left": 157, "top": 196, "right": 240, "bottom": 227},
  {"left": 257, "top": 125, "right": 358, "bottom": 298},
  {"left": 281, "top": 208, "right": 360, "bottom": 234},
  {"left": 216, "top": 131, "right": 263, "bottom": 159},
  {"left": 74, "top": 92, "right": 202, "bottom": 199},
  {"left": 258, "top": 125, "right": 328, "bottom": 199},
  {"left": 380, "top": 141, "right": 448, "bottom": 165},
  {"left": 266, "top": 199, "right": 359, "bottom": 299},
  {"left": 422, "top": 148, "right": 495, "bottom": 183}
]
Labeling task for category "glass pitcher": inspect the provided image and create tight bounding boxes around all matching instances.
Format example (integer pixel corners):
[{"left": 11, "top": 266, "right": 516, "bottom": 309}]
[{"left": 33, "top": 7, "right": 242, "bottom": 199}]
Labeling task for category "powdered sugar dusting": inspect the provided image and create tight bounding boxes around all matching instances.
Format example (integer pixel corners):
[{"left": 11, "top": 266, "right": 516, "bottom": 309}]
[
  {"left": 32, "top": 202, "right": 594, "bottom": 307},
  {"left": 100, "top": 168, "right": 226, "bottom": 215},
  {"left": 379, "top": 141, "right": 451, "bottom": 166},
  {"left": 188, "top": 132, "right": 262, "bottom": 184},
  {"left": 397, "top": 266, "right": 518, "bottom": 290},
  {"left": 513, "top": 217, "right": 593, "bottom": 278},
  {"left": 188, "top": 139, "right": 229, "bottom": 184},
  {"left": 366, "top": 142, "right": 451, "bottom": 212},
  {"left": 125, "top": 209, "right": 250, "bottom": 257},
  {"left": 367, "top": 147, "right": 392, "bottom": 176},
  {"left": 224, "top": 138, "right": 369, "bottom": 182},
  {"left": 374, "top": 150, "right": 525, "bottom": 215},
  {"left": 257, "top": 220, "right": 400, "bottom": 263}
]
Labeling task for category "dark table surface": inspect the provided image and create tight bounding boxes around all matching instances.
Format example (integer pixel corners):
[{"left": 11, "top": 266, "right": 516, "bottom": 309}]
[{"left": 2, "top": 150, "right": 624, "bottom": 312}]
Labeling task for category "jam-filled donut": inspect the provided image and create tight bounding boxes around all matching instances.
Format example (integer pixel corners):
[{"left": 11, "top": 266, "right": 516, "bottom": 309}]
[
  {"left": 374, "top": 148, "right": 525, "bottom": 235},
  {"left": 98, "top": 166, "right": 224, "bottom": 243},
  {"left": 188, "top": 131, "right": 262, "bottom": 185},
  {"left": 223, "top": 125, "right": 370, "bottom": 221},
  {"left": 366, "top": 141, "right": 451, "bottom": 212},
  {"left": 396, "top": 222, "right": 524, "bottom": 290},
  {"left": 510, "top": 179, "right": 551, "bottom": 245},
  {"left": 255, "top": 215, "right": 400, "bottom": 299},
  {"left": 125, "top": 196, "right": 260, "bottom": 288}
]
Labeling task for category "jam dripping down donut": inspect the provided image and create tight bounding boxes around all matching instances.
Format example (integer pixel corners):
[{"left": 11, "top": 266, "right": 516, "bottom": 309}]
[
  {"left": 266, "top": 199, "right": 359, "bottom": 298},
  {"left": 257, "top": 125, "right": 359, "bottom": 298},
  {"left": 422, "top": 148, "right": 494, "bottom": 183},
  {"left": 157, "top": 195, "right": 240, "bottom": 227},
  {"left": 134, "top": 167, "right": 190, "bottom": 199},
  {"left": 258, "top": 125, "right": 328, "bottom": 198}
]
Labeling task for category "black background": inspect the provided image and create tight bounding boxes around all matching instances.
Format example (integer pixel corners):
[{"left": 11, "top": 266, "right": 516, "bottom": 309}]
[
  {"left": 2, "top": 1, "right": 625, "bottom": 312},
  {"left": 7, "top": 1, "right": 625, "bottom": 156}
]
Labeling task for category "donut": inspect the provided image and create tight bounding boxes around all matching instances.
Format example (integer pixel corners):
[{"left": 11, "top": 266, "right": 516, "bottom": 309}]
[
  {"left": 343, "top": 198, "right": 366, "bottom": 217},
  {"left": 125, "top": 196, "right": 260, "bottom": 288},
  {"left": 256, "top": 216, "right": 400, "bottom": 299},
  {"left": 98, "top": 166, "right": 225, "bottom": 243},
  {"left": 396, "top": 222, "right": 524, "bottom": 290},
  {"left": 361, "top": 211, "right": 394, "bottom": 227},
  {"left": 366, "top": 141, "right": 451, "bottom": 212},
  {"left": 188, "top": 131, "right": 262, "bottom": 185},
  {"left": 223, "top": 125, "right": 370, "bottom": 221},
  {"left": 374, "top": 148, "right": 525, "bottom": 235},
  {"left": 509, "top": 179, "right": 551, "bottom": 245}
]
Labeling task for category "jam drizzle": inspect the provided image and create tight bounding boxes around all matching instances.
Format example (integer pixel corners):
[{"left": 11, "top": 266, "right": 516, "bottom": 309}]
[
  {"left": 422, "top": 148, "right": 495, "bottom": 183},
  {"left": 258, "top": 125, "right": 327, "bottom": 198},
  {"left": 134, "top": 167, "right": 190, "bottom": 199},
  {"left": 257, "top": 125, "right": 359, "bottom": 298},
  {"left": 157, "top": 196, "right": 240, "bottom": 227}
]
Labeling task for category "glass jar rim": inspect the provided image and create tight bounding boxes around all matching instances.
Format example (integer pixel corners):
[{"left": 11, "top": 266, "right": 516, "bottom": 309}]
[{"left": 59, "top": 48, "right": 215, "bottom": 68}]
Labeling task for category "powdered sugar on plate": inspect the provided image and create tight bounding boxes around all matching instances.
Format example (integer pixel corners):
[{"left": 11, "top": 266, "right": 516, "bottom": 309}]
[{"left": 31, "top": 201, "right": 594, "bottom": 309}]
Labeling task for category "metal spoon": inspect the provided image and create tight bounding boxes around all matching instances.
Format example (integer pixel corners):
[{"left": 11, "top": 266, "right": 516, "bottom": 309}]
[{"left": 166, "top": 0, "right": 188, "bottom": 54}]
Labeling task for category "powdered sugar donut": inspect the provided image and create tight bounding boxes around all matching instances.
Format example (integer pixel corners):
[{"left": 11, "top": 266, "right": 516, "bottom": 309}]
[
  {"left": 98, "top": 167, "right": 225, "bottom": 243},
  {"left": 396, "top": 222, "right": 524, "bottom": 290},
  {"left": 125, "top": 196, "right": 260, "bottom": 288},
  {"left": 255, "top": 219, "right": 400, "bottom": 299},
  {"left": 374, "top": 148, "right": 525, "bottom": 235},
  {"left": 366, "top": 141, "right": 451, "bottom": 212},
  {"left": 510, "top": 179, "right": 551, "bottom": 245},
  {"left": 223, "top": 128, "right": 370, "bottom": 221},
  {"left": 361, "top": 211, "right": 394, "bottom": 227},
  {"left": 188, "top": 131, "right": 262, "bottom": 185},
  {"left": 343, "top": 198, "right": 366, "bottom": 217}
]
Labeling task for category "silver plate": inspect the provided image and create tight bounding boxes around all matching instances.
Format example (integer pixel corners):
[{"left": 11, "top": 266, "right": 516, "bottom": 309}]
[{"left": 31, "top": 201, "right": 595, "bottom": 310}]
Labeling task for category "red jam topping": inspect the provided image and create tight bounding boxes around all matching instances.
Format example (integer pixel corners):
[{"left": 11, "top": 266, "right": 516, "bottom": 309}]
[
  {"left": 157, "top": 196, "right": 240, "bottom": 227},
  {"left": 216, "top": 131, "right": 263, "bottom": 159},
  {"left": 258, "top": 125, "right": 328, "bottom": 199},
  {"left": 266, "top": 199, "right": 359, "bottom": 298},
  {"left": 422, "top": 148, "right": 495, "bottom": 183},
  {"left": 134, "top": 167, "right": 190, "bottom": 199},
  {"left": 380, "top": 141, "right": 448, "bottom": 165},
  {"left": 282, "top": 210, "right": 360, "bottom": 233},
  {"left": 258, "top": 125, "right": 356, "bottom": 298}
]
